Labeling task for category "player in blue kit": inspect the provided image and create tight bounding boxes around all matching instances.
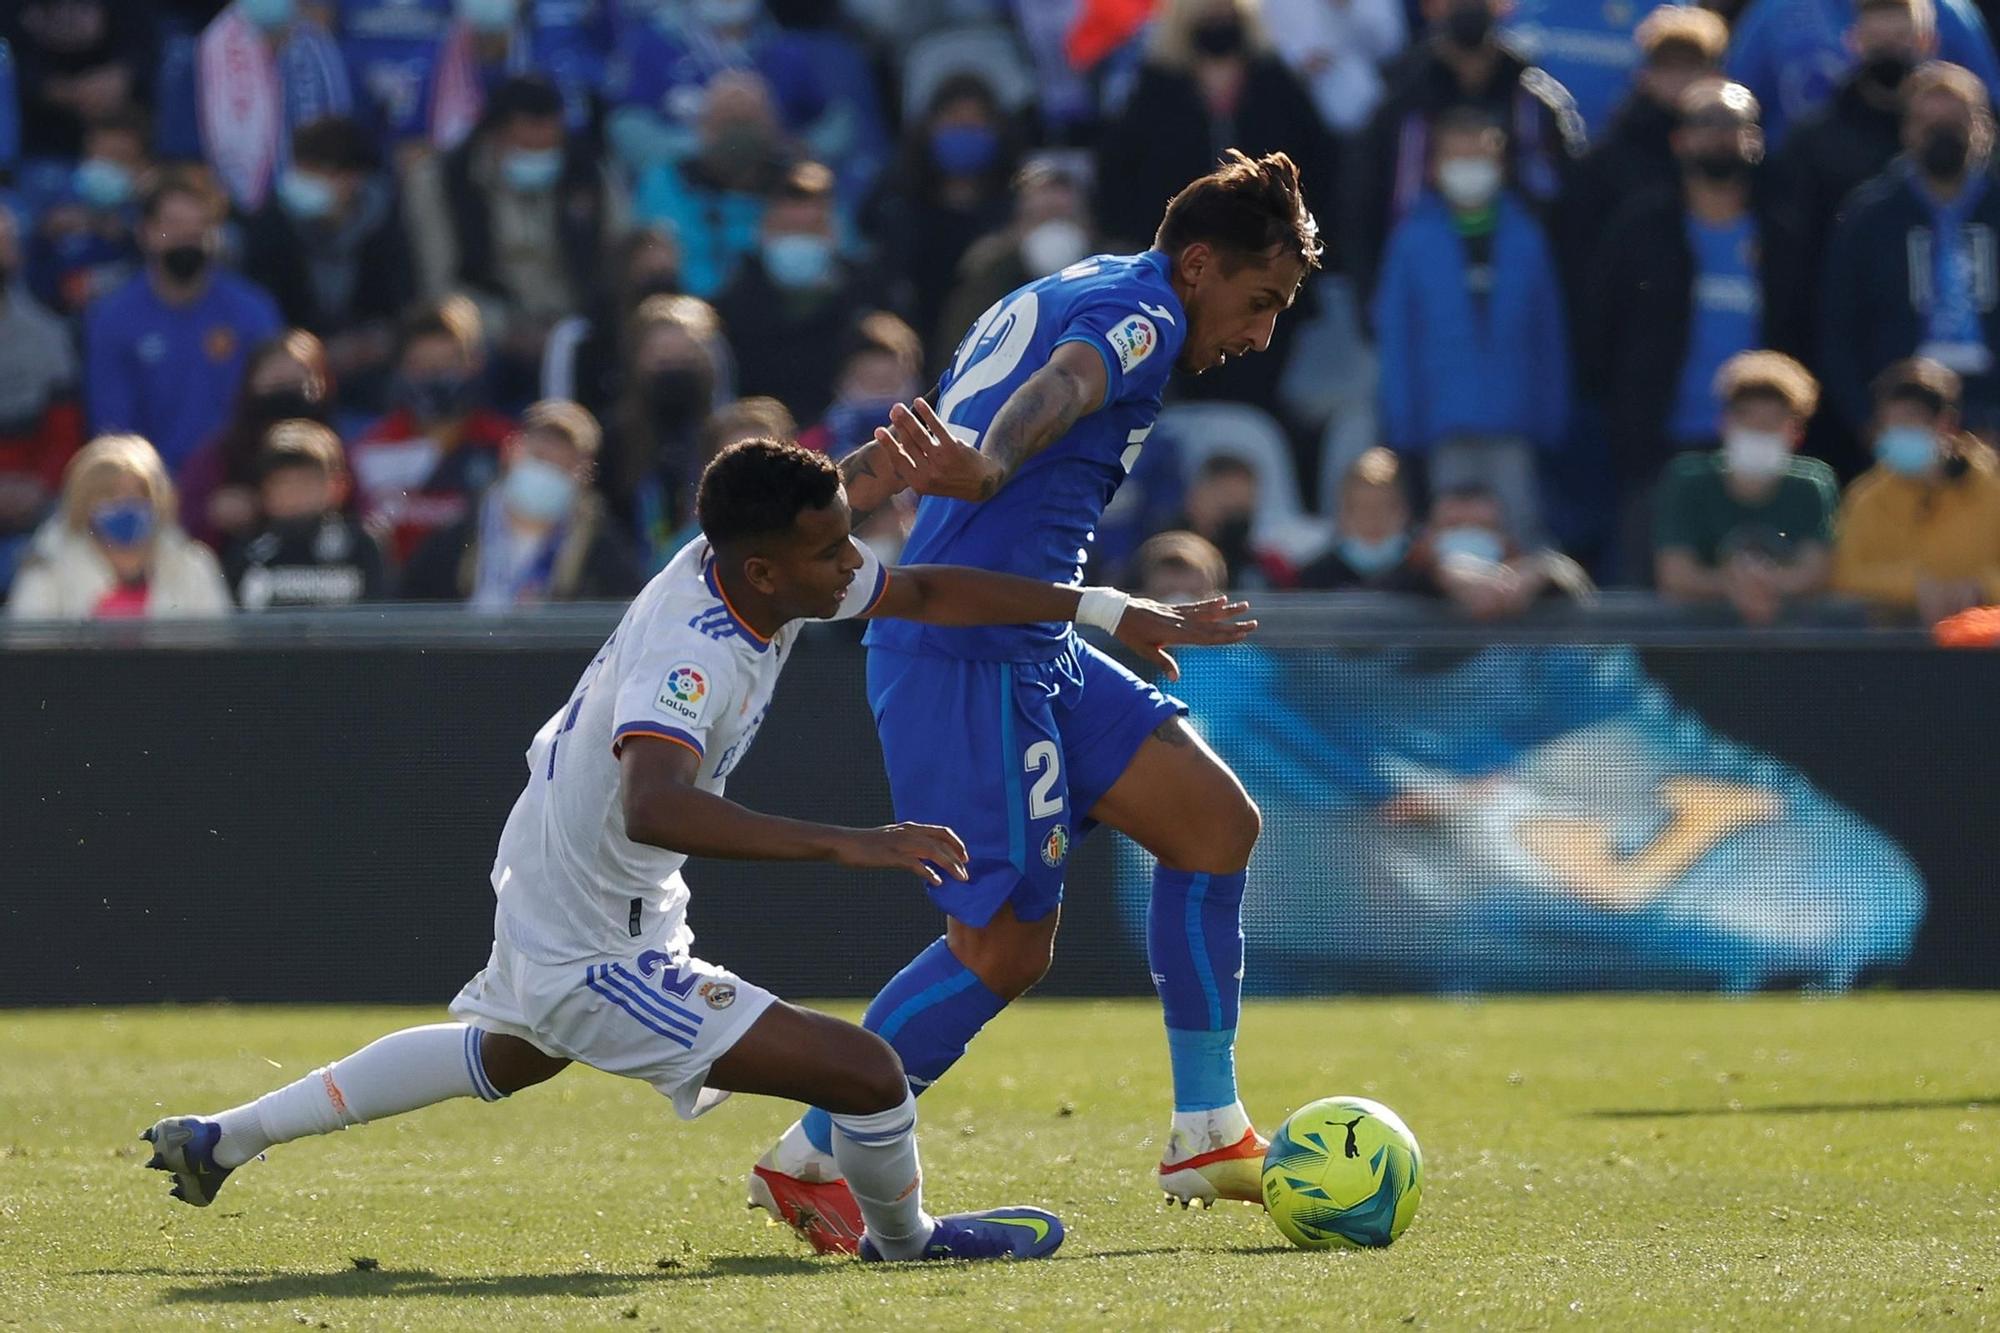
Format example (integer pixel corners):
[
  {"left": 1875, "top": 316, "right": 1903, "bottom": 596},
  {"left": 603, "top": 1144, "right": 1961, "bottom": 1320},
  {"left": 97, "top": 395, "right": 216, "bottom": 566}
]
[{"left": 752, "top": 151, "right": 1321, "bottom": 1250}]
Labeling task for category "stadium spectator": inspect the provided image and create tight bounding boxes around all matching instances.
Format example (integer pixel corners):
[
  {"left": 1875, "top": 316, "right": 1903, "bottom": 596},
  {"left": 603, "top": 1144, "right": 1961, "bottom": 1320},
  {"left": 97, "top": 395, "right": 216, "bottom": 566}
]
[
  {"left": 195, "top": 0, "right": 355, "bottom": 212},
  {"left": 1372, "top": 107, "right": 1569, "bottom": 545},
  {"left": 1727, "top": 0, "right": 1999, "bottom": 146},
  {"left": 603, "top": 294, "right": 727, "bottom": 574},
  {"left": 1415, "top": 484, "right": 1595, "bottom": 617},
  {"left": 25, "top": 108, "right": 150, "bottom": 319},
  {"left": 540, "top": 227, "right": 684, "bottom": 423},
  {"left": 621, "top": 394, "right": 809, "bottom": 566},
  {"left": 1176, "top": 453, "right": 1276, "bottom": 590},
  {"left": 349, "top": 297, "right": 515, "bottom": 565},
  {"left": 401, "top": 398, "right": 641, "bottom": 606},
  {"left": 6, "top": 433, "right": 230, "bottom": 620},
  {"left": 1769, "top": 0, "right": 1933, "bottom": 365},
  {"left": 1295, "top": 447, "right": 1426, "bottom": 591},
  {"left": 338, "top": 0, "right": 452, "bottom": 154},
  {"left": 1823, "top": 61, "right": 2000, "bottom": 435},
  {"left": 1583, "top": 79, "right": 1803, "bottom": 578},
  {"left": 2, "top": 0, "right": 155, "bottom": 165},
  {"left": 0, "top": 206, "right": 84, "bottom": 600},
  {"left": 1260, "top": 0, "right": 1408, "bottom": 134},
  {"left": 1552, "top": 7, "right": 1729, "bottom": 314},
  {"left": 605, "top": 0, "right": 830, "bottom": 181},
  {"left": 799, "top": 312, "right": 925, "bottom": 460},
  {"left": 933, "top": 158, "right": 1095, "bottom": 378},
  {"left": 177, "top": 329, "right": 333, "bottom": 550},
  {"left": 868, "top": 73, "right": 1021, "bottom": 353},
  {"left": 716, "top": 162, "right": 871, "bottom": 422},
  {"left": 240, "top": 116, "right": 413, "bottom": 413},
  {"left": 1497, "top": 0, "right": 1671, "bottom": 138},
  {"left": 1129, "top": 529, "right": 1230, "bottom": 601},
  {"left": 1654, "top": 350, "right": 1838, "bottom": 624},
  {"left": 83, "top": 171, "right": 284, "bottom": 477},
  {"left": 417, "top": 0, "right": 603, "bottom": 154},
  {"left": 1833, "top": 358, "right": 2000, "bottom": 620},
  {"left": 1346, "top": 0, "right": 1585, "bottom": 302},
  {"left": 404, "top": 75, "right": 628, "bottom": 402},
  {"left": 632, "top": 71, "right": 797, "bottom": 300},
  {"left": 225, "top": 418, "right": 388, "bottom": 610}
]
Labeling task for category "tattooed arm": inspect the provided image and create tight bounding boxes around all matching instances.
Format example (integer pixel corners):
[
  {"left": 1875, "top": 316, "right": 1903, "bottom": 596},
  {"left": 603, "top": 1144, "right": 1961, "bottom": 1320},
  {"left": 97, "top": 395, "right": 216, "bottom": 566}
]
[{"left": 967, "top": 340, "right": 1109, "bottom": 499}]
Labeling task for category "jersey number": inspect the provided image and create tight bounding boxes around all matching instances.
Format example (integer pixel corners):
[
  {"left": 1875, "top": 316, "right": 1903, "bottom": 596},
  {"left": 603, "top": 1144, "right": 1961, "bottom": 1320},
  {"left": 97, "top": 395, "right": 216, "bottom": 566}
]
[
  {"left": 1024, "top": 740, "right": 1064, "bottom": 819},
  {"left": 936, "top": 291, "right": 1040, "bottom": 451}
]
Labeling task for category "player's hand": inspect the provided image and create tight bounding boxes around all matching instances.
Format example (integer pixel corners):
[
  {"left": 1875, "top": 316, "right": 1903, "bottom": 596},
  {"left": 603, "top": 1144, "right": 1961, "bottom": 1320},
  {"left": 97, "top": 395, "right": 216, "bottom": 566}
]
[
  {"left": 832, "top": 822, "right": 972, "bottom": 886},
  {"left": 875, "top": 399, "right": 1006, "bottom": 502},
  {"left": 1113, "top": 595, "right": 1258, "bottom": 682}
]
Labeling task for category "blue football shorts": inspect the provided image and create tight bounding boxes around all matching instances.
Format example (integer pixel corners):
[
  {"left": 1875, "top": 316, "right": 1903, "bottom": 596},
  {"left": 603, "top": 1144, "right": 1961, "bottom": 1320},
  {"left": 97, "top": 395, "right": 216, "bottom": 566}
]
[{"left": 867, "top": 633, "right": 1185, "bottom": 927}]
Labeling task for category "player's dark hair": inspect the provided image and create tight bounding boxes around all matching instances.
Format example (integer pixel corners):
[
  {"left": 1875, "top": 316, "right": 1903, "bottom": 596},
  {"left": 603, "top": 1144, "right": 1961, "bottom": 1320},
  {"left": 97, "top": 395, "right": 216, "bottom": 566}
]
[
  {"left": 1154, "top": 149, "right": 1322, "bottom": 273},
  {"left": 697, "top": 438, "right": 841, "bottom": 549}
]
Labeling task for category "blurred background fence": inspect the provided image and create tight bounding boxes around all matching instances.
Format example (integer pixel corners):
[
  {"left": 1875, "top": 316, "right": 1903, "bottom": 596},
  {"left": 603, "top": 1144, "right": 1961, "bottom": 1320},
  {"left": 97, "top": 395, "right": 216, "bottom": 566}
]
[{"left": 4, "top": 599, "right": 1995, "bottom": 1005}]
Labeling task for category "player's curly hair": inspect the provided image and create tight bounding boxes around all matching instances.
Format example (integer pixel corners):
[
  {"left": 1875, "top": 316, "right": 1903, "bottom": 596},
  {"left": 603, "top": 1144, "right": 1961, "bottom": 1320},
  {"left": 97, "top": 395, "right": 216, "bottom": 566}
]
[
  {"left": 1154, "top": 149, "right": 1322, "bottom": 273},
  {"left": 697, "top": 438, "right": 841, "bottom": 549}
]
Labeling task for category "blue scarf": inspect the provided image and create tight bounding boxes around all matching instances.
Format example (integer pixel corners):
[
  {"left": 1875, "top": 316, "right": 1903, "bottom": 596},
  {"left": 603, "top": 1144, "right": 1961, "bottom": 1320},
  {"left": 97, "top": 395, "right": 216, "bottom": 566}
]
[{"left": 1917, "top": 159, "right": 1991, "bottom": 352}]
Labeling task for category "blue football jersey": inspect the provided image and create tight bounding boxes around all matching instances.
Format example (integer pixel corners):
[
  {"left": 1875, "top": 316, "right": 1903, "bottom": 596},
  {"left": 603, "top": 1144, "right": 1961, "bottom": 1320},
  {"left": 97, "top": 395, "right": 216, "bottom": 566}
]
[{"left": 867, "top": 250, "right": 1187, "bottom": 662}]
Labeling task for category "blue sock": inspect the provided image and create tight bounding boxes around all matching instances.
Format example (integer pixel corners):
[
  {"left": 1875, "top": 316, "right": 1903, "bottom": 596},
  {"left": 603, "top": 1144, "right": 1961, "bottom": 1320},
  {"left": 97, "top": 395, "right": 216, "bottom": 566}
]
[
  {"left": 801, "top": 936, "right": 1008, "bottom": 1154},
  {"left": 1147, "top": 867, "right": 1246, "bottom": 1112}
]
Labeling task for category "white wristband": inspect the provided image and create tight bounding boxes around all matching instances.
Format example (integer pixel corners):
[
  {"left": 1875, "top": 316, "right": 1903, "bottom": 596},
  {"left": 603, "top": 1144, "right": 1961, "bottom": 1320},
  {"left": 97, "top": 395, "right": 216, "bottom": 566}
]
[{"left": 1076, "top": 585, "right": 1130, "bottom": 632}]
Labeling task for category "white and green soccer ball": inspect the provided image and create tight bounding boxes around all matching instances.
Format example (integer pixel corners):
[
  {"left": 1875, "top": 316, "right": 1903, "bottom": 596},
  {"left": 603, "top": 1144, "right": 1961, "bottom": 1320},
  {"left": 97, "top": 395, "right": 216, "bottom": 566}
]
[{"left": 1261, "top": 1096, "right": 1423, "bottom": 1249}]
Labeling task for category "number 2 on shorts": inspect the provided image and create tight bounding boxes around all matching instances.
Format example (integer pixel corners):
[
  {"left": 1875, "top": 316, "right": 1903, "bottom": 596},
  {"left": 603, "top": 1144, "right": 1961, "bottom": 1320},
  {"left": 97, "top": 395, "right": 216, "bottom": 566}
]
[{"left": 1024, "top": 740, "right": 1064, "bottom": 819}]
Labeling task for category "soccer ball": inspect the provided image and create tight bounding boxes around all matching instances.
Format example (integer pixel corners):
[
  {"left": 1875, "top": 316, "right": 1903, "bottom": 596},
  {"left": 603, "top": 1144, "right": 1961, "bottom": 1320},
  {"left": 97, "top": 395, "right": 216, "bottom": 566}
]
[{"left": 1261, "top": 1096, "right": 1423, "bottom": 1249}]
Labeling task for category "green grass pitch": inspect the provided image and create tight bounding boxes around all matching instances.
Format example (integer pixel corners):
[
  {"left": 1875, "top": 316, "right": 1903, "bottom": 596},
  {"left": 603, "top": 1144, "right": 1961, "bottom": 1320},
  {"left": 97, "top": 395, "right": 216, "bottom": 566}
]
[{"left": 3, "top": 995, "right": 1996, "bottom": 1330}]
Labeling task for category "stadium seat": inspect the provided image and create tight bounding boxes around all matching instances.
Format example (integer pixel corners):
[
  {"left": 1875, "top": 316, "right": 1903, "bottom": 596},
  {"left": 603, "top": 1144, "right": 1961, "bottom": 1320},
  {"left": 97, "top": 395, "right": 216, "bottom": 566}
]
[
  {"left": 1154, "top": 401, "right": 1335, "bottom": 564},
  {"left": 899, "top": 24, "right": 1037, "bottom": 120}
]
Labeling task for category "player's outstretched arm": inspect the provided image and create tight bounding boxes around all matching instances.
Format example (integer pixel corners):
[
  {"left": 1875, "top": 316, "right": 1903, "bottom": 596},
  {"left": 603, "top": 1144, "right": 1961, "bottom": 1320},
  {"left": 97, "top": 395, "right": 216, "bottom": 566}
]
[
  {"left": 618, "top": 738, "right": 971, "bottom": 886},
  {"left": 866, "top": 568, "right": 1257, "bottom": 681}
]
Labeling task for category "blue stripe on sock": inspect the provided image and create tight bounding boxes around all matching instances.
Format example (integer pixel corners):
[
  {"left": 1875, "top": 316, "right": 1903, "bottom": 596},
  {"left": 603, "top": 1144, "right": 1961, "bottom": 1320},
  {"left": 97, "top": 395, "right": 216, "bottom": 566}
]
[
  {"left": 586, "top": 968, "right": 695, "bottom": 1048},
  {"left": 876, "top": 968, "right": 980, "bottom": 1045},
  {"left": 833, "top": 1115, "right": 916, "bottom": 1144},
  {"left": 1184, "top": 872, "right": 1222, "bottom": 1029},
  {"left": 998, "top": 664, "right": 1025, "bottom": 872},
  {"left": 595, "top": 965, "right": 702, "bottom": 1038},
  {"left": 607, "top": 963, "right": 707, "bottom": 1028},
  {"left": 462, "top": 1026, "right": 501, "bottom": 1101}
]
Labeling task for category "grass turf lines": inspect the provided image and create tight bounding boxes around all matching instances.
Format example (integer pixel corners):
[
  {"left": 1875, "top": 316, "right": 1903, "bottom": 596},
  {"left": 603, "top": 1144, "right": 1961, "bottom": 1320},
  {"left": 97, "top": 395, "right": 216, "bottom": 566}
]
[{"left": 3, "top": 995, "right": 1996, "bottom": 1330}]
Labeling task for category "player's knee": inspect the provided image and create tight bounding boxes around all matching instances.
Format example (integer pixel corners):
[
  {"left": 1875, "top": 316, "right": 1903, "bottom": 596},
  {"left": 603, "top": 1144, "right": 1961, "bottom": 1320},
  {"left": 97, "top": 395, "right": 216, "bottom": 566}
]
[
  {"left": 1164, "top": 789, "right": 1260, "bottom": 874},
  {"left": 1218, "top": 791, "right": 1262, "bottom": 867},
  {"left": 842, "top": 1030, "right": 911, "bottom": 1114},
  {"left": 478, "top": 1031, "right": 569, "bottom": 1096},
  {"left": 969, "top": 935, "right": 1053, "bottom": 1001}
]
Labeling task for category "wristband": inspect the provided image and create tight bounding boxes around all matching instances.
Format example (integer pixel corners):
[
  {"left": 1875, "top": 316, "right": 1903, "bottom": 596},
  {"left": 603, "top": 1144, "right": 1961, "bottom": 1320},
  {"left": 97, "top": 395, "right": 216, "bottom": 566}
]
[{"left": 1076, "top": 585, "right": 1130, "bottom": 632}]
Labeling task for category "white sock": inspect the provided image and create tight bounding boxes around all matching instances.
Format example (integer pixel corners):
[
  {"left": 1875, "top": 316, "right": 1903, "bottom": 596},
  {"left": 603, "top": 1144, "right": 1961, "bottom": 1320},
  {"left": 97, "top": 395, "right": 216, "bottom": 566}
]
[
  {"left": 1169, "top": 1100, "right": 1254, "bottom": 1157},
  {"left": 769, "top": 1117, "right": 844, "bottom": 1182},
  {"left": 211, "top": 1023, "right": 500, "bottom": 1168},
  {"left": 830, "top": 1093, "right": 935, "bottom": 1260}
]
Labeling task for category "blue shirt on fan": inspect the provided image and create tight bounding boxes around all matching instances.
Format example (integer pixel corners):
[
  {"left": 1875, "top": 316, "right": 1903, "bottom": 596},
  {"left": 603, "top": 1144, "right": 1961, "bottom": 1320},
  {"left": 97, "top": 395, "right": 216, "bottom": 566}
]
[
  {"left": 867, "top": 250, "right": 1187, "bottom": 663},
  {"left": 1667, "top": 214, "right": 1761, "bottom": 444}
]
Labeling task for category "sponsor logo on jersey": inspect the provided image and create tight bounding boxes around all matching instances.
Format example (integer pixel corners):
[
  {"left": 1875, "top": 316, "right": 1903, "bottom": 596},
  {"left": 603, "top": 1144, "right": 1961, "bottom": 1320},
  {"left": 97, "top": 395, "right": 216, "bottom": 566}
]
[
  {"left": 1140, "top": 301, "right": 1177, "bottom": 326},
  {"left": 1040, "top": 824, "right": 1070, "bottom": 868},
  {"left": 656, "top": 663, "right": 710, "bottom": 724},
  {"left": 1107, "top": 314, "right": 1158, "bottom": 374},
  {"left": 699, "top": 979, "right": 737, "bottom": 1010}
]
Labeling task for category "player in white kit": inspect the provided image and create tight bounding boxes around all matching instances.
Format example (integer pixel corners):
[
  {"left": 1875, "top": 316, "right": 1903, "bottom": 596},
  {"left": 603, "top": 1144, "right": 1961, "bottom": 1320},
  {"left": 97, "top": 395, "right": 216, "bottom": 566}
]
[{"left": 139, "top": 437, "right": 1254, "bottom": 1263}]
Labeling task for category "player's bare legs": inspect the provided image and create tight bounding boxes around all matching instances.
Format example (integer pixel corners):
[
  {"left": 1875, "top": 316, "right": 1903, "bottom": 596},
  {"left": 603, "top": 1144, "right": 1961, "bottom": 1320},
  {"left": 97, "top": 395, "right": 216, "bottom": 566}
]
[
  {"left": 1088, "top": 716, "right": 1265, "bottom": 1206},
  {"left": 944, "top": 902, "right": 1061, "bottom": 1002}
]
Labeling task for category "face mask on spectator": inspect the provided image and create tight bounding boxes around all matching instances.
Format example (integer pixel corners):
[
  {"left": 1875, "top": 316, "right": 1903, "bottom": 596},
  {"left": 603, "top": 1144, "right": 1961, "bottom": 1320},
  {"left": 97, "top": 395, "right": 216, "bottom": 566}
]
[
  {"left": 159, "top": 243, "right": 210, "bottom": 284},
  {"left": 1340, "top": 532, "right": 1410, "bottom": 574},
  {"left": 249, "top": 385, "right": 323, "bottom": 424},
  {"left": 1445, "top": 2, "right": 1494, "bottom": 50},
  {"left": 276, "top": 169, "right": 337, "bottom": 221},
  {"left": 502, "top": 147, "right": 563, "bottom": 192},
  {"left": 1919, "top": 126, "right": 1972, "bottom": 179},
  {"left": 1433, "top": 525, "right": 1505, "bottom": 566},
  {"left": 647, "top": 368, "right": 709, "bottom": 425},
  {"left": 1686, "top": 147, "right": 1752, "bottom": 182},
  {"left": 763, "top": 233, "right": 835, "bottom": 289},
  {"left": 74, "top": 157, "right": 134, "bottom": 209},
  {"left": 1020, "top": 219, "right": 1090, "bottom": 277},
  {"left": 239, "top": 0, "right": 297, "bottom": 30},
  {"left": 400, "top": 372, "right": 474, "bottom": 421},
  {"left": 1190, "top": 16, "right": 1246, "bottom": 58},
  {"left": 931, "top": 125, "right": 1000, "bottom": 177},
  {"left": 1723, "top": 428, "right": 1791, "bottom": 479},
  {"left": 91, "top": 498, "right": 155, "bottom": 550},
  {"left": 1437, "top": 157, "right": 1502, "bottom": 210},
  {"left": 696, "top": 0, "right": 761, "bottom": 25},
  {"left": 1860, "top": 50, "right": 1916, "bottom": 92},
  {"left": 458, "top": 0, "right": 517, "bottom": 33},
  {"left": 502, "top": 456, "right": 577, "bottom": 523},
  {"left": 1876, "top": 425, "right": 1940, "bottom": 476}
]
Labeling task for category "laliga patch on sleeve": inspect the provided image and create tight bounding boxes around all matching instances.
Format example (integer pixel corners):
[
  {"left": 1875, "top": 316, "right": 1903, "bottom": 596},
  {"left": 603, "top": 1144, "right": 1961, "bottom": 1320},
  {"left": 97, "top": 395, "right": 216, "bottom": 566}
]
[
  {"left": 1106, "top": 313, "right": 1159, "bottom": 374},
  {"left": 655, "top": 662, "right": 712, "bottom": 725}
]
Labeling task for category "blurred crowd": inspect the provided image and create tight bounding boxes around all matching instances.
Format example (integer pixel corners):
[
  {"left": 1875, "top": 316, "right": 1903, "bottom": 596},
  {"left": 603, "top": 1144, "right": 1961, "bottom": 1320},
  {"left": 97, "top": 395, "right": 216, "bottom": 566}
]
[{"left": 4, "top": 0, "right": 2000, "bottom": 628}]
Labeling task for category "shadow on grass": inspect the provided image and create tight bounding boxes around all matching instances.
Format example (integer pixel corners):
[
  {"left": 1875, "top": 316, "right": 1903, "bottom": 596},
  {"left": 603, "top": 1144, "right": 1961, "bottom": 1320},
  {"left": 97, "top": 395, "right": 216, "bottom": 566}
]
[
  {"left": 78, "top": 1255, "right": 823, "bottom": 1305},
  {"left": 1586, "top": 1093, "right": 1995, "bottom": 1119}
]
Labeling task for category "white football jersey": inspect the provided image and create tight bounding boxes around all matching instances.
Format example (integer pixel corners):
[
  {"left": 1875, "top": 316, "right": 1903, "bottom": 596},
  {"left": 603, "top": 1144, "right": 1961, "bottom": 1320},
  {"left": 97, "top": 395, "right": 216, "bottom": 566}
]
[{"left": 490, "top": 535, "right": 887, "bottom": 963}]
